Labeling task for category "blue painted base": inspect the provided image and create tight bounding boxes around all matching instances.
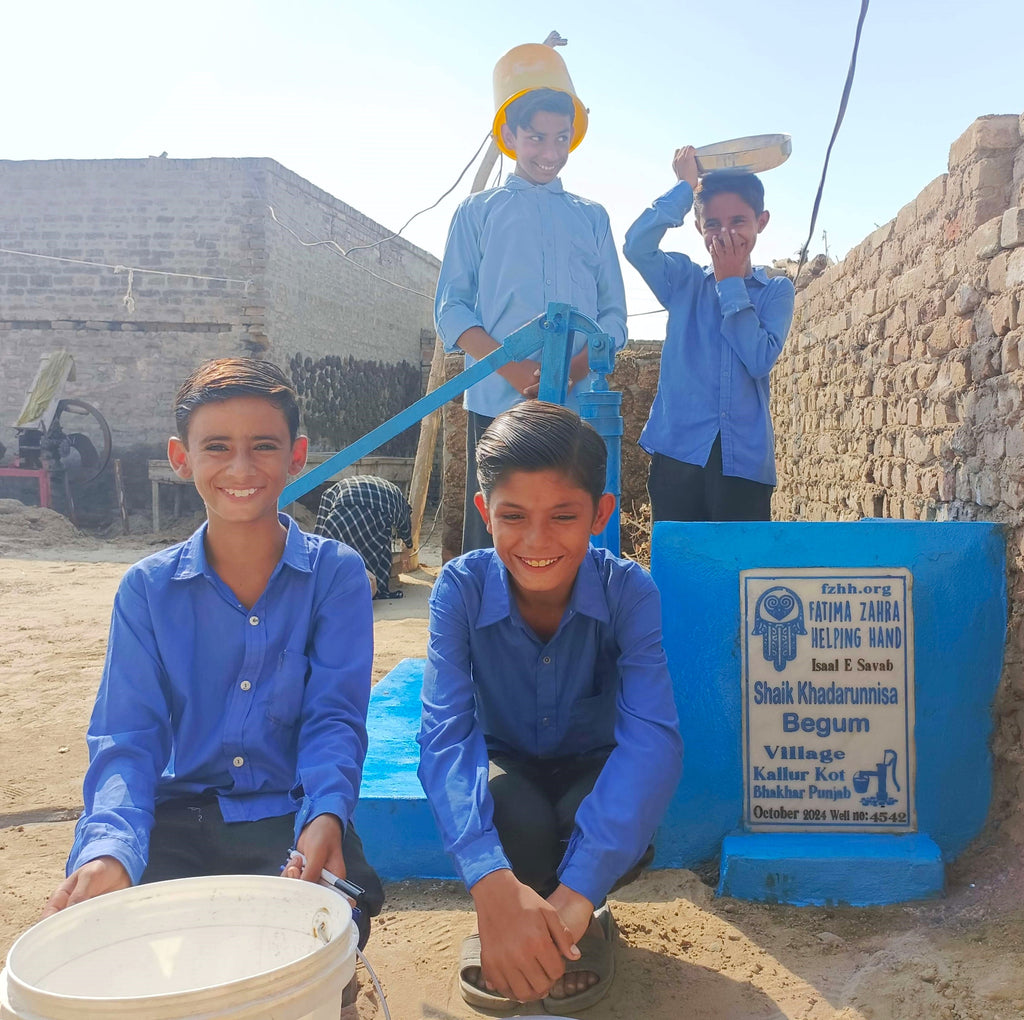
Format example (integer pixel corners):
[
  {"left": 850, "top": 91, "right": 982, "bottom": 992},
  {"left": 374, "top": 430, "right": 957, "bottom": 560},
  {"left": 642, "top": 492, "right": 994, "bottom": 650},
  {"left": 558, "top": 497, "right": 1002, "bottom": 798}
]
[
  {"left": 353, "top": 658, "right": 457, "bottom": 881},
  {"left": 718, "top": 832, "right": 945, "bottom": 906}
]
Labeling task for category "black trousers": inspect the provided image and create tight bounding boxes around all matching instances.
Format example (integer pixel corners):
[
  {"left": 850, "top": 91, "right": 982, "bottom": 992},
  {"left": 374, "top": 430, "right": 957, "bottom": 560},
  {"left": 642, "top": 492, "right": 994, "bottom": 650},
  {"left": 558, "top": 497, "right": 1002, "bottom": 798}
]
[
  {"left": 488, "top": 752, "right": 653, "bottom": 900},
  {"left": 648, "top": 433, "right": 773, "bottom": 523},
  {"left": 140, "top": 797, "right": 384, "bottom": 949},
  {"left": 462, "top": 410, "right": 495, "bottom": 554}
]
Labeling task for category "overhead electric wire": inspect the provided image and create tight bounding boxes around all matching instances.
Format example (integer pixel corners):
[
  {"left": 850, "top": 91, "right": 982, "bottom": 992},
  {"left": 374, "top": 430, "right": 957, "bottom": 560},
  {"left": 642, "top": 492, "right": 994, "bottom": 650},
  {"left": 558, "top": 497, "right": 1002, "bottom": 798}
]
[{"left": 794, "top": 0, "right": 870, "bottom": 285}]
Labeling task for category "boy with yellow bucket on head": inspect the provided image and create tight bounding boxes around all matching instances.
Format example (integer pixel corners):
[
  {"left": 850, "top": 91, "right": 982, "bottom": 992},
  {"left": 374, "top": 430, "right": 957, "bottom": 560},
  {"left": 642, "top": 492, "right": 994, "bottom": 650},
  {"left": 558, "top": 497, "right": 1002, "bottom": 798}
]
[{"left": 434, "top": 42, "right": 627, "bottom": 555}]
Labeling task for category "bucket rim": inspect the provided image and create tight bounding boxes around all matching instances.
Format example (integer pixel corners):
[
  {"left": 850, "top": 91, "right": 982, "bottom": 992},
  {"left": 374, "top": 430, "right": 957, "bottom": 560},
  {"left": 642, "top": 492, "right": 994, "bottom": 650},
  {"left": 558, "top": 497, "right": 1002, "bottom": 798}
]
[{"left": 4, "top": 875, "right": 356, "bottom": 1015}]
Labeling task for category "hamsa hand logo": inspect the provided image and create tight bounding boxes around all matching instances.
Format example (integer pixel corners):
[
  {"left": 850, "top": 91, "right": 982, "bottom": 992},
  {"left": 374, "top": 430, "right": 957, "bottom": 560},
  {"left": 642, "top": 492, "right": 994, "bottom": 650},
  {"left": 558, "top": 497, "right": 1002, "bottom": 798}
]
[{"left": 753, "top": 586, "right": 806, "bottom": 672}]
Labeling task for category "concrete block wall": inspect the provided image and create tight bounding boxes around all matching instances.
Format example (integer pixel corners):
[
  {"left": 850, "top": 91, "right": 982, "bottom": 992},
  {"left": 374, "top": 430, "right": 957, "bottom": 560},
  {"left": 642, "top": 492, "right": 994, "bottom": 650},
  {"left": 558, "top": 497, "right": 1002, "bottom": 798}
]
[
  {"left": 259, "top": 160, "right": 438, "bottom": 367},
  {"left": 0, "top": 158, "right": 256, "bottom": 455},
  {"left": 770, "top": 112, "right": 1024, "bottom": 831},
  {"left": 0, "top": 157, "right": 438, "bottom": 508}
]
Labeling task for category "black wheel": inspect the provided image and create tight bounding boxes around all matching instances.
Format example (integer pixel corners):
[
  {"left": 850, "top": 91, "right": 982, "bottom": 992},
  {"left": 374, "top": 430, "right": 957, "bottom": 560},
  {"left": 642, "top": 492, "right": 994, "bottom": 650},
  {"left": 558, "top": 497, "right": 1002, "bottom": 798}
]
[{"left": 51, "top": 399, "right": 113, "bottom": 484}]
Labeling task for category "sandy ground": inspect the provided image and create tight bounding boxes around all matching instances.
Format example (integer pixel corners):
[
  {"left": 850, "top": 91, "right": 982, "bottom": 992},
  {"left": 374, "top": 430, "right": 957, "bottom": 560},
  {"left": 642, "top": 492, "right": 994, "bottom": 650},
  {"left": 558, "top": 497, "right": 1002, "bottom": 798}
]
[{"left": 3, "top": 501, "right": 1024, "bottom": 1019}]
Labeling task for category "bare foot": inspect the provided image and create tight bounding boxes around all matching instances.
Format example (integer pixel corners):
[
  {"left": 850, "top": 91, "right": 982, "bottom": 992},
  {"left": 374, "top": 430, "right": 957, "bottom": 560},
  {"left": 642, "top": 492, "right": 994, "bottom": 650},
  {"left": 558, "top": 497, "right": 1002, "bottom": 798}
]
[
  {"left": 544, "top": 912, "right": 606, "bottom": 1000},
  {"left": 545, "top": 967, "right": 600, "bottom": 999}
]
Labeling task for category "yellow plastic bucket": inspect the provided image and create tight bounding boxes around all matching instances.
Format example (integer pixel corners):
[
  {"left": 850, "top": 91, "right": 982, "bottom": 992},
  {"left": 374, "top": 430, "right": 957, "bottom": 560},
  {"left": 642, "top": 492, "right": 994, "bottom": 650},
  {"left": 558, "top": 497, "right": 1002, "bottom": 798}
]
[{"left": 492, "top": 43, "right": 588, "bottom": 158}]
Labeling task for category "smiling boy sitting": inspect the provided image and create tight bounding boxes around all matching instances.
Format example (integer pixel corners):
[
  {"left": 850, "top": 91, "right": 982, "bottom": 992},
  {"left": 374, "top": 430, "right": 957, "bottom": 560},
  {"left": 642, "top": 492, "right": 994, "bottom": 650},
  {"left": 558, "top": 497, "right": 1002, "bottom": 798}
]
[
  {"left": 44, "top": 358, "right": 383, "bottom": 955},
  {"left": 417, "top": 401, "right": 683, "bottom": 1012}
]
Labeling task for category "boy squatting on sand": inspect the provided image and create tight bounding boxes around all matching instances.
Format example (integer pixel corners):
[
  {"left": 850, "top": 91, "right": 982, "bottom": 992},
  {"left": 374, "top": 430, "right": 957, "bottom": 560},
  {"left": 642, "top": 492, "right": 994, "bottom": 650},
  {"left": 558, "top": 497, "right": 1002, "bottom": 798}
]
[
  {"left": 417, "top": 401, "right": 684, "bottom": 1011},
  {"left": 624, "top": 145, "right": 795, "bottom": 522},
  {"left": 44, "top": 359, "right": 384, "bottom": 956},
  {"left": 434, "top": 86, "right": 627, "bottom": 553}
]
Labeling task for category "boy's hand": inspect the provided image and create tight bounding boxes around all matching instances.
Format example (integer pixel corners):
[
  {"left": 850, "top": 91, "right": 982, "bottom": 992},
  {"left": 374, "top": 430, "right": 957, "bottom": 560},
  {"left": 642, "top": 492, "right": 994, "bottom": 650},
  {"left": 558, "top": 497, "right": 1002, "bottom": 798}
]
[
  {"left": 672, "top": 145, "right": 699, "bottom": 190},
  {"left": 498, "top": 358, "right": 543, "bottom": 399},
  {"left": 284, "top": 812, "right": 346, "bottom": 885},
  {"left": 43, "top": 856, "right": 131, "bottom": 917},
  {"left": 470, "top": 869, "right": 580, "bottom": 1002},
  {"left": 708, "top": 229, "right": 750, "bottom": 281},
  {"left": 547, "top": 883, "right": 596, "bottom": 943}
]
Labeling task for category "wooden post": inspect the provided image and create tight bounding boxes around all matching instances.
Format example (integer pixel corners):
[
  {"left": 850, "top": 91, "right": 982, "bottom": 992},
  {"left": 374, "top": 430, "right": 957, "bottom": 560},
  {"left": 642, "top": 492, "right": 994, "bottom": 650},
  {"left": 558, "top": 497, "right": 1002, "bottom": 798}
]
[
  {"left": 407, "top": 340, "right": 448, "bottom": 568},
  {"left": 407, "top": 30, "right": 567, "bottom": 564},
  {"left": 114, "top": 459, "right": 130, "bottom": 535}
]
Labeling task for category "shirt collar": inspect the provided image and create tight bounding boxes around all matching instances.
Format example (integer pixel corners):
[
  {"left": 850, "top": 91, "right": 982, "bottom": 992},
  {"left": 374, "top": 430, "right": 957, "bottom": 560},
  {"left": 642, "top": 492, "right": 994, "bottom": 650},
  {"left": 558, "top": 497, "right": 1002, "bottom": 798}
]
[
  {"left": 172, "top": 513, "right": 311, "bottom": 581},
  {"left": 474, "top": 547, "right": 610, "bottom": 629},
  {"left": 504, "top": 173, "right": 565, "bottom": 195},
  {"left": 704, "top": 264, "right": 770, "bottom": 285}
]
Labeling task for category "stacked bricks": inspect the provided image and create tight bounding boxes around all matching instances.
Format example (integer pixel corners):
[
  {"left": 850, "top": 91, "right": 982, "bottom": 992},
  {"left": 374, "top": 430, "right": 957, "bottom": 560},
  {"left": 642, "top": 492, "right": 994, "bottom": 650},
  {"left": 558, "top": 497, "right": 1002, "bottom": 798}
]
[{"left": 770, "top": 112, "right": 1024, "bottom": 827}]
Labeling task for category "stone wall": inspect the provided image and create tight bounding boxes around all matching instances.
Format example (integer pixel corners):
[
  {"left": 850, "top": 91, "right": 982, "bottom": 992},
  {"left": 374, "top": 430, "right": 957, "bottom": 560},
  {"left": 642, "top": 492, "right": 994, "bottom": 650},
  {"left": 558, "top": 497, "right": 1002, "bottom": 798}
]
[
  {"left": 770, "top": 112, "right": 1024, "bottom": 832},
  {"left": 0, "top": 157, "right": 437, "bottom": 511}
]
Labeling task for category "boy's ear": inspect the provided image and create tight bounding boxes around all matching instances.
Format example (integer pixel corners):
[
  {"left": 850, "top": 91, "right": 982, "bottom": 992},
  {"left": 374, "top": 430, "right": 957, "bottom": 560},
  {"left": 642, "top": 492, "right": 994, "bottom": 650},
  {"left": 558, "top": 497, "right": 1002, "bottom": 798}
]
[
  {"left": 473, "top": 491, "right": 492, "bottom": 534},
  {"left": 591, "top": 492, "right": 617, "bottom": 535},
  {"left": 757, "top": 209, "right": 770, "bottom": 233},
  {"left": 288, "top": 436, "right": 308, "bottom": 477},
  {"left": 167, "top": 436, "right": 192, "bottom": 480},
  {"left": 499, "top": 122, "right": 518, "bottom": 157}
]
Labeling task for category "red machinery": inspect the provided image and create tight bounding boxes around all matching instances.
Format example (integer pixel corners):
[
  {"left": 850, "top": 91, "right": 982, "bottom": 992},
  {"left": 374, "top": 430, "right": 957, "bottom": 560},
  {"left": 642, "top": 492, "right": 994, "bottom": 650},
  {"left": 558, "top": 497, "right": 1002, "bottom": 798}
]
[{"left": 2, "top": 352, "right": 112, "bottom": 516}]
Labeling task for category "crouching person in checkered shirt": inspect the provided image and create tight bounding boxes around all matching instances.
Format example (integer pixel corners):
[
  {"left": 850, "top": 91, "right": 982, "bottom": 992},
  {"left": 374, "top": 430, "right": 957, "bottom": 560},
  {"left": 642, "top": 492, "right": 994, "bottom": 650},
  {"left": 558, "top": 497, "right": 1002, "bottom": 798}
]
[{"left": 316, "top": 475, "right": 414, "bottom": 600}]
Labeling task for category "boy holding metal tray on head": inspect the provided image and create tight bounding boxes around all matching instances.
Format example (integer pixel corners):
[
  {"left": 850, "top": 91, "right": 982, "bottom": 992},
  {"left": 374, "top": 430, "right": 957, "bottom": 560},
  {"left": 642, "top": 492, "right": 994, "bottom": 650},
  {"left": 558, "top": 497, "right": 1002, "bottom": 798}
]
[
  {"left": 434, "top": 42, "right": 627, "bottom": 554},
  {"left": 44, "top": 358, "right": 384, "bottom": 956},
  {"left": 624, "top": 145, "right": 795, "bottom": 522},
  {"left": 417, "top": 400, "right": 683, "bottom": 1012}
]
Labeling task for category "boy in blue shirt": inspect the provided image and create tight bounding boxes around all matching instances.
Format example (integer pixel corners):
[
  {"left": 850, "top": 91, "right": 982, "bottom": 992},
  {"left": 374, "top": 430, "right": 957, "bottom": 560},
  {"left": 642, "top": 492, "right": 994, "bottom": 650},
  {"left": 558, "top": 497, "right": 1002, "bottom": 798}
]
[
  {"left": 624, "top": 145, "right": 795, "bottom": 521},
  {"left": 418, "top": 401, "right": 682, "bottom": 1012},
  {"left": 44, "top": 358, "right": 384, "bottom": 952},
  {"left": 435, "top": 84, "right": 627, "bottom": 553}
]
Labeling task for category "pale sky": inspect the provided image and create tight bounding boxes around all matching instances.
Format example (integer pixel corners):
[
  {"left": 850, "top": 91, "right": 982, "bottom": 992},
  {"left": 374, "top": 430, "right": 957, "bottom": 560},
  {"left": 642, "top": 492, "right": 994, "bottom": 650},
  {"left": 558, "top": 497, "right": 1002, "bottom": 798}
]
[{"left": 4, "top": 0, "right": 1022, "bottom": 338}]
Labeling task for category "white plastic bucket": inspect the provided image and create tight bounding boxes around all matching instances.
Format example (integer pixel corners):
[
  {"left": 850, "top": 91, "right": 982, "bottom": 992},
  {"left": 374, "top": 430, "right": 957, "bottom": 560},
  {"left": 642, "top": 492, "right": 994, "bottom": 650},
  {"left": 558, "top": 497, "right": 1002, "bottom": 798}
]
[{"left": 0, "top": 875, "right": 356, "bottom": 1020}]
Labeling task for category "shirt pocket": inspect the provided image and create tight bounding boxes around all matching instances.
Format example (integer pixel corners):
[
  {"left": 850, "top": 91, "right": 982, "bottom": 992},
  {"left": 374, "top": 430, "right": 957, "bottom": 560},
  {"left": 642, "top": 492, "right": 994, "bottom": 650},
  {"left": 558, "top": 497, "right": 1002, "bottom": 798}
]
[
  {"left": 568, "top": 238, "right": 601, "bottom": 311},
  {"left": 567, "top": 685, "right": 618, "bottom": 745},
  {"left": 266, "top": 650, "right": 309, "bottom": 727}
]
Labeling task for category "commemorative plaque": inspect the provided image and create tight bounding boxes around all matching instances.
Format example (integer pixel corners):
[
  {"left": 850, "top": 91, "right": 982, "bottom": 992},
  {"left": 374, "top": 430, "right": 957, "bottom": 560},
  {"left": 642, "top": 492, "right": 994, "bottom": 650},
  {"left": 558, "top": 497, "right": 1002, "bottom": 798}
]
[{"left": 741, "top": 568, "right": 916, "bottom": 832}]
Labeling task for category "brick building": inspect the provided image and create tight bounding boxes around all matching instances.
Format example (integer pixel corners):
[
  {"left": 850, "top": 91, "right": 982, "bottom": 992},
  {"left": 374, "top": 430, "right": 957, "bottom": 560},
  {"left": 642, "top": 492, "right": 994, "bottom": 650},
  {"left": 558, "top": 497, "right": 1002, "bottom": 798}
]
[{"left": 0, "top": 156, "right": 439, "bottom": 503}]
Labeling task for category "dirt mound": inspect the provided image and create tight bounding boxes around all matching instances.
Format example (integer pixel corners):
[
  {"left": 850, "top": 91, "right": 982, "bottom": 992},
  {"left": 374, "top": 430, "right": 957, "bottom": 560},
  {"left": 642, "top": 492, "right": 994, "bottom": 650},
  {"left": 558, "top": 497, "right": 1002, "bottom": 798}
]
[{"left": 0, "top": 499, "right": 96, "bottom": 555}]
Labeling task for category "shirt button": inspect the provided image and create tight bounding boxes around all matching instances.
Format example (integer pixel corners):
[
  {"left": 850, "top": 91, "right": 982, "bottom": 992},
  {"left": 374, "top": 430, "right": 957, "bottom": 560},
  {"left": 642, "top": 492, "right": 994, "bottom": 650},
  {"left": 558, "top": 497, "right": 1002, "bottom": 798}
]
[
  {"left": 543, "top": 656, "right": 551, "bottom": 664},
  {"left": 542, "top": 717, "right": 551, "bottom": 726},
  {"left": 232, "top": 756, "right": 245, "bottom": 767},
  {"left": 240, "top": 681, "right": 251, "bottom": 691},
  {"left": 545, "top": 279, "right": 552, "bottom": 285},
  {"left": 249, "top": 615, "right": 259, "bottom": 626}
]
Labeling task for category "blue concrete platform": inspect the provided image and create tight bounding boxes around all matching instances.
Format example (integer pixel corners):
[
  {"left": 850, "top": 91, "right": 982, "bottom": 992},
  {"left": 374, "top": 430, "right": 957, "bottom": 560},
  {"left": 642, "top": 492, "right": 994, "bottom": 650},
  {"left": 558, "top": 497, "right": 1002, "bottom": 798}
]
[
  {"left": 651, "top": 520, "right": 1005, "bottom": 880},
  {"left": 352, "top": 521, "right": 1006, "bottom": 906},
  {"left": 718, "top": 832, "right": 945, "bottom": 905},
  {"left": 352, "top": 658, "right": 456, "bottom": 881}
]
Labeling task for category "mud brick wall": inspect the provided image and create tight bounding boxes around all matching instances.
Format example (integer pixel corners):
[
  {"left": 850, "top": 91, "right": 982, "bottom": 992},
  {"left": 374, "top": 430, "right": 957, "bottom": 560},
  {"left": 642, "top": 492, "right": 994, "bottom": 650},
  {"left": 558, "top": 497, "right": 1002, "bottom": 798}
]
[{"left": 770, "top": 113, "right": 1024, "bottom": 833}]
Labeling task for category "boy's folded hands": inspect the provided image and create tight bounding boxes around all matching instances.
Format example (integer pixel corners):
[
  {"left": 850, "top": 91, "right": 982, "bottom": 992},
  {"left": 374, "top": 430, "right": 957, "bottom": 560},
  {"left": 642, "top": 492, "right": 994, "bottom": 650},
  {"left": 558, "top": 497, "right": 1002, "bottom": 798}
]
[{"left": 470, "top": 868, "right": 581, "bottom": 1002}]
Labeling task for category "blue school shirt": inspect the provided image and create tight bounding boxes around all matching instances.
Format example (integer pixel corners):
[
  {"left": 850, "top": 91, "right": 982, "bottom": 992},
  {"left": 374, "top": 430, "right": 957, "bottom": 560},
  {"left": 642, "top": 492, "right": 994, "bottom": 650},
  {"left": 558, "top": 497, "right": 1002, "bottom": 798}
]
[
  {"left": 434, "top": 174, "right": 628, "bottom": 418},
  {"left": 417, "top": 546, "right": 683, "bottom": 906},
  {"left": 67, "top": 515, "right": 373, "bottom": 884},
  {"left": 623, "top": 180, "right": 795, "bottom": 485}
]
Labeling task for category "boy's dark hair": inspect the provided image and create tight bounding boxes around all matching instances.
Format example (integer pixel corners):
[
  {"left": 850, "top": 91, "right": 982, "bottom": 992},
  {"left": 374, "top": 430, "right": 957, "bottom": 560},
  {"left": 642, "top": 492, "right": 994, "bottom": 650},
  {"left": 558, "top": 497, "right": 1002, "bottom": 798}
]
[
  {"left": 504, "top": 88, "right": 575, "bottom": 134},
  {"left": 174, "top": 358, "right": 300, "bottom": 442},
  {"left": 695, "top": 169, "right": 765, "bottom": 217},
  {"left": 476, "top": 400, "right": 606, "bottom": 505}
]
